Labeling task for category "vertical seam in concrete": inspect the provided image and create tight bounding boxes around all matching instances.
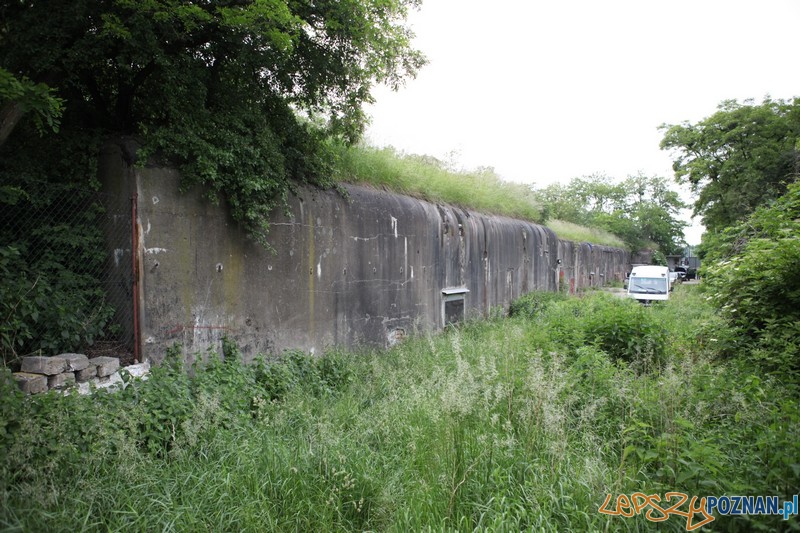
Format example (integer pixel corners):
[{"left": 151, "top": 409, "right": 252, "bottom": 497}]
[
  {"left": 481, "top": 216, "right": 489, "bottom": 317},
  {"left": 133, "top": 169, "right": 146, "bottom": 362},
  {"left": 308, "top": 216, "right": 315, "bottom": 341}
]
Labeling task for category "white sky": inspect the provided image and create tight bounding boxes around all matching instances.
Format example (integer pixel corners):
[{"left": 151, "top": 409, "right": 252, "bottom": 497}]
[{"left": 364, "top": 0, "right": 800, "bottom": 245}]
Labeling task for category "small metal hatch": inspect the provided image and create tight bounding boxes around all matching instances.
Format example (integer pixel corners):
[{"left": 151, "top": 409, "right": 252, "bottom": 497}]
[{"left": 442, "top": 287, "right": 469, "bottom": 326}]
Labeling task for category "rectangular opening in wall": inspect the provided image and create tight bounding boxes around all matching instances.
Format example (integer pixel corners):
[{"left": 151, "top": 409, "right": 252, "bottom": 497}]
[{"left": 442, "top": 287, "right": 469, "bottom": 327}]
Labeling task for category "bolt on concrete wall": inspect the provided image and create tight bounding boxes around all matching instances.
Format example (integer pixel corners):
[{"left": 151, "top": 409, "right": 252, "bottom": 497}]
[{"left": 100, "top": 143, "right": 632, "bottom": 364}]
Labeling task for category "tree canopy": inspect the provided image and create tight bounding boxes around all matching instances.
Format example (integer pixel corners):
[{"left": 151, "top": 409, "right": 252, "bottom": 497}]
[
  {"left": 534, "top": 174, "right": 686, "bottom": 254},
  {"left": 0, "top": 67, "right": 64, "bottom": 146},
  {"left": 700, "top": 181, "right": 800, "bottom": 375},
  {"left": 659, "top": 97, "right": 800, "bottom": 233},
  {"left": 0, "top": 0, "right": 425, "bottom": 241},
  {"left": 661, "top": 97, "right": 800, "bottom": 377}
]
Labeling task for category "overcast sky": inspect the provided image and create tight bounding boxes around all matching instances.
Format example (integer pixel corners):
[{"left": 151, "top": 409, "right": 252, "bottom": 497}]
[{"left": 364, "top": 0, "right": 799, "bottom": 244}]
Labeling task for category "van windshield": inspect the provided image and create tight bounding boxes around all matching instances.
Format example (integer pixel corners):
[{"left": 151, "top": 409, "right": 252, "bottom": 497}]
[{"left": 629, "top": 277, "right": 667, "bottom": 295}]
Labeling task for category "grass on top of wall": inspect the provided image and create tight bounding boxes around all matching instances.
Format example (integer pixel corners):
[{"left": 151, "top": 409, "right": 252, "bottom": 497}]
[
  {"left": 332, "top": 144, "right": 544, "bottom": 223},
  {"left": 332, "top": 144, "right": 628, "bottom": 248},
  {"left": 545, "top": 219, "right": 626, "bottom": 248}
]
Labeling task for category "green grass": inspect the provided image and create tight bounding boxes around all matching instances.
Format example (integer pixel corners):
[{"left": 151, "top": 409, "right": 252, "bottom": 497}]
[
  {"left": 2, "top": 286, "right": 798, "bottom": 531},
  {"left": 544, "top": 218, "right": 626, "bottom": 247},
  {"left": 332, "top": 144, "right": 628, "bottom": 247},
  {"left": 332, "top": 144, "right": 543, "bottom": 223}
]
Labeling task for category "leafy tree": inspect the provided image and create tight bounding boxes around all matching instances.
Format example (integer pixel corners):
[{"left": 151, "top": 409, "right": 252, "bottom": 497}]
[
  {"left": 0, "top": 0, "right": 425, "bottom": 241},
  {"left": 0, "top": 0, "right": 423, "bottom": 359},
  {"left": 535, "top": 174, "right": 686, "bottom": 254},
  {"left": 701, "top": 182, "right": 800, "bottom": 376},
  {"left": 0, "top": 68, "right": 63, "bottom": 146},
  {"left": 660, "top": 97, "right": 800, "bottom": 233},
  {"left": 535, "top": 182, "right": 592, "bottom": 226}
]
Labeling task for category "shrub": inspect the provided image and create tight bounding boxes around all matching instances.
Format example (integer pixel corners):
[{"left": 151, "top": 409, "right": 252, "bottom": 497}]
[
  {"left": 508, "top": 290, "right": 567, "bottom": 319},
  {"left": 0, "top": 129, "right": 114, "bottom": 365},
  {"left": 254, "top": 356, "right": 297, "bottom": 401},
  {"left": 511, "top": 292, "right": 668, "bottom": 369},
  {"left": 253, "top": 349, "right": 354, "bottom": 402},
  {"left": 124, "top": 354, "right": 193, "bottom": 456},
  {"left": 581, "top": 295, "right": 667, "bottom": 368},
  {"left": 701, "top": 182, "right": 800, "bottom": 377},
  {"left": 316, "top": 350, "right": 354, "bottom": 394},
  {"left": 0, "top": 245, "right": 115, "bottom": 364}
]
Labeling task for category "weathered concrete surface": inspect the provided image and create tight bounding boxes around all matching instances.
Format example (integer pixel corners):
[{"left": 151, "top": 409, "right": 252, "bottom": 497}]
[
  {"left": 75, "top": 372, "right": 124, "bottom": 394},
  {"left": 21, "top": 356, "right": 67, "bottom": 376},
  {"left": 100, "top": 142, "right": 634, "bottom": 364},
  {"left": 98, "top": 142, "right": 138, "bottom": 355},
  {"left": 59, "top": 353, "right": 89, "bottom": 372},
  {"left": 73, "top": 362, "right": 150, "bottom": 395},
  {"left": 125, "top": 361, "right": 151, "bottom": 379},
  {"left": 13, "top": 372, "right": 48, "bottom": 394},
  {"left": 48, "top": 372, "right": 76, "bottom": 390},
  {"left": 75, "top": 366, "right": 97, "bottom": 382},
  {"left": 89, "top": 356, "right": 120, "bottom": 378}
]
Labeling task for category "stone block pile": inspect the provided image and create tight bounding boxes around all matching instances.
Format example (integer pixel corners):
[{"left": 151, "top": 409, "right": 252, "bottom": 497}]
[{"left": 12, "top": 354, "right": 150, "bottom": 395}]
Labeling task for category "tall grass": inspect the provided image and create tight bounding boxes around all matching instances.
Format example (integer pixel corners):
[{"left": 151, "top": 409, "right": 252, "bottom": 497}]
[
  {"left": 2, "top": 286, "right": 798, "bottom": 531},
  {"left": 544, "top": 219, "right": 626, "bottom": 248},
  {"left": 333, "top": 144, "right": 544, "bottom": 221},
  {"left": 332, "top": 144, "right": 628, "bottom": 247}
]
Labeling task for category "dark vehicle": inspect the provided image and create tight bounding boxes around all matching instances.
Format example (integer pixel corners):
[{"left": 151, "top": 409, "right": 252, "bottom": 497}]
[{"left": 682, "top": 256, "right": 700, "bottom": 280}]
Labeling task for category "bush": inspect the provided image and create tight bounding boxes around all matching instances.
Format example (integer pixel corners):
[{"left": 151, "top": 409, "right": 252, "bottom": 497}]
[
  {"left": 581, "top": 295, "right": 668, "bottom": 368},
  {"left": 511, "top": 292, "right": 668, "bottom": 369},
  {"left": 701, "top": 182, "right": 800, "bottom": 377},
  {"left": 0, "top": 129, "right": 114, "bottom": 365},
  {"left": 0, "top": 245, "right": 114, "bottom": 365},
  {"left": 508, "top": 290, "right": 567, "bottom": 319}
]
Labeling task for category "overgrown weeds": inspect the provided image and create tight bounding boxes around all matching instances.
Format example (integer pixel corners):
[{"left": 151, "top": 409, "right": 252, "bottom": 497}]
[
  {"left": 332, "top": 144, "right": 626, "bottom": 247},
  {"left": 1, "top": 286, "right": 797, "bottom": 531},
  {"left": 543, "top": 218, "right": 626, "bottom": 248},
  {"left": 333, "top": 144, "right": 544, "bottom": 223}
]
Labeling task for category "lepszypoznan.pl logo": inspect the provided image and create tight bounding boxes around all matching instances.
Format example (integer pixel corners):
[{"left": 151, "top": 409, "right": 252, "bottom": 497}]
[{"left": 599, "top": 492, "right": 798, "bottom": 531}]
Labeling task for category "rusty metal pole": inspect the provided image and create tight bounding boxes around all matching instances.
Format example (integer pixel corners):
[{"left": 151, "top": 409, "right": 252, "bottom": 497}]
[{"left": 131, "top": 193, "right": 140, "bottom": 363}]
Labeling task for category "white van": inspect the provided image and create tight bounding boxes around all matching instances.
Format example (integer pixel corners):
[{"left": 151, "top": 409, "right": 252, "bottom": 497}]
[{"left": 627, "top": 265, "right": 670, "bottom": 305}]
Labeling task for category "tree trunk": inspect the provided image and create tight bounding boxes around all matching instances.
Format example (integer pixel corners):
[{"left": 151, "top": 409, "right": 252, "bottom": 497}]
[{"left": 0, "top": 100, "right": 25, "bottom": 147}]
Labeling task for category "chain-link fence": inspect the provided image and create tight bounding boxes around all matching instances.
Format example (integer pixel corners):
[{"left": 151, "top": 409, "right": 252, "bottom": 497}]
[{"left": 1, "top": 180, "right": 136, "bottom": 368}]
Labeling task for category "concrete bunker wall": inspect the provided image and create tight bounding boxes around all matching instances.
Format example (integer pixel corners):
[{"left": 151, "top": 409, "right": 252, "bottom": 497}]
[{"left": 102, "top": 146, "right": 632, "bottom": 363}]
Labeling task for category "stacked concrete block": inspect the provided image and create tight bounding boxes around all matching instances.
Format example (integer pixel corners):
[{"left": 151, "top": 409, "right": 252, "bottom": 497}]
[
  {"left": 12, "top": 354, "right": 144, "bottom": 395},
  {"left": 13, "top": 372, "right": 48, "bottom": 394},
  {"left": 75, "top": 361, "right": 150, "bottom": 395},
  {"left": 76, "top": 365, "right": 97, "bottom": 382},
  {"left": 20, "top": 355, "right": 67, "bottom": 376},
  {"left": 89, "top": 356, "right": 119, "bottom": 377},
  {"left": 48, "top": 372, "right": 76, "bottom": 389},
  {"left": 61, "top": 353, "right": 89, "bottom": 371}
]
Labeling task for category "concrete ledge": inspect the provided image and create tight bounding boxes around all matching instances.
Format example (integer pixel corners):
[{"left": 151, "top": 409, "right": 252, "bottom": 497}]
[
  {"left": 75, "top": 365, "right": 97, "bottom": 382},
  {"left": 125, "top": 362, "right": 151, "bottom": 379}
]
